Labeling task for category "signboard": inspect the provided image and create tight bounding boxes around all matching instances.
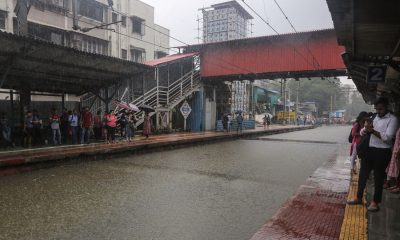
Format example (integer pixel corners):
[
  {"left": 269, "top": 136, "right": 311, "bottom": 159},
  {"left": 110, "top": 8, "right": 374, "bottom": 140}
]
[
  {"left": 180, "top": 101, "right": 192, "bottom": 119},
  {"left": 277, "top": 111, "right": 296, "bottom": 121},
  {"left": 367, "top": 65, "right": 387, "bottom": 83}
]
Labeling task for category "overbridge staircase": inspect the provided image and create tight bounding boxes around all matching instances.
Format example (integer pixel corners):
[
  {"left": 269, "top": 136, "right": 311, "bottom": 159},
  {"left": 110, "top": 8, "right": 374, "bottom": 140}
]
[
  {"left": 83, "top": 69, "right": 201, "bottom": 127},
  {"left": 132, "top": 70, "right": 201, "bottom": 126}
]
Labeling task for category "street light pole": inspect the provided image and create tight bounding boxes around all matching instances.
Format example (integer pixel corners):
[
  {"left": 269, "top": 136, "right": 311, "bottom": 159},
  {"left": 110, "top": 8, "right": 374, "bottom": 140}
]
[
  {"left": 283, "top": 79, "right": 286, "bottom": 125},
  {"left": 329, "top": 95, "right": 333, "bottom": 124}
]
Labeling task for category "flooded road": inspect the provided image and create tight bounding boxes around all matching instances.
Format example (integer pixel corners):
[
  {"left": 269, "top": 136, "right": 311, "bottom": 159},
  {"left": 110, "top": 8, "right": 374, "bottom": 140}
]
[{"left": 0, "top": 126, "right": 349, "bottom": 240}]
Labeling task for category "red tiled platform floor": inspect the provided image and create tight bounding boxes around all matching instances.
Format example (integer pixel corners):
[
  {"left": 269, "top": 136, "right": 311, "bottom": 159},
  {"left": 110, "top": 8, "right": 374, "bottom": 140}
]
[
  {"left": 0, "top": 126, "right": 313, "bottom": 176},
  {"left": 250, "top": 144, "right": 351, "bottom": 240}
]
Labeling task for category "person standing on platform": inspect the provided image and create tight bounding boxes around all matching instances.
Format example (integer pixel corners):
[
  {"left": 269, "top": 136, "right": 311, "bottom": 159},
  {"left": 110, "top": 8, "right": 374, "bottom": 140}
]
[
  {"left": 80, "top": 107, "right": 93, "bottom": 144},
  {"left": 348, "top": 98, "right": 398, "bottom": 211},
  {"left": 32, "top": 110, "right": 42, "bottom": 145},
  {"left": 223, "top": 114, "right": 229, "bottom": 132},
  {"left": 50, "top": 108, "right": 62, "bottom": 145},
  {"left": 69, "top": 109, "right": 79, "bottom": 144},
  {"left": 24, "top": 111, "right": 34, "bottom": 148},
  {"left": 0, "top": 112, "right": 14, "bottom": 148},
  {"left": 386, "top": 127, "right": 400, "bottom": 193},
  {"left": 93, "top": 110, "right": 102, "bottom": 140},
  {"left": 105, "top": 110, "right": 117, "bottom": 144},
  {"left": 349, "top": 112, "right": 369, "bottom": 174},
  {"left": 237, "top": 113, "right": 243, "bottom": 133},
  {"left": 126, "top": 112, "right": 136, "bottom": 142},
  {"left": 143, "top": 112, "right": 152, "bottom": 139},
  {"left": 60, "top": 108, "right": 69, "bottom": 144}
]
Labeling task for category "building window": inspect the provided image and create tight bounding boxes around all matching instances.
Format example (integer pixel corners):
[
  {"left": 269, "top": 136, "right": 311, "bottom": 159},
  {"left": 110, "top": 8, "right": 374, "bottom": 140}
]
[
  {"left": 78, "top": 35, "right": 108, "bottom": 55},
  {"left": 121, "top": 16, "right": 126, "bottom": 27},
  {"left": 78, "top": 0, "right": 104, "bottom": 22},
  {"left": 131, "top": 16, "right": 145, "bottom": 35},
  {"left": 154, "top": 51, "right": 167, "bottom": 59},
  {"left": 0, "top": 11, "right": 6, "bottom": 30},
  {"left": 121, "top": 49, "right": 127, "bottom": 59},
  {"left": 130, "top": 48, "right": 145, "bottom": 63},
  {"left": 112, "top": 12, "right": 118, "bottom": 23}
]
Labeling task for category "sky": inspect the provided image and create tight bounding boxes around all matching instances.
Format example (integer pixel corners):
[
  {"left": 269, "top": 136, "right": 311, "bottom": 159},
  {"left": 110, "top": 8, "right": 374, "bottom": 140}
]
[
  {"left": 141, "top": 0, "right": 334, "bottom": 46},
  {"left": 139, "top": 0, "right": 353, "bottom": 86}
]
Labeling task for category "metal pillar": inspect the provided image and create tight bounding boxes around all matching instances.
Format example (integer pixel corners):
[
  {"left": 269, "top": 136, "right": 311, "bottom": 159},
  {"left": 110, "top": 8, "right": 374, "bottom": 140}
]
[
  {"left": 283, "top": 79, "right": 287, "bottom": 125},
  {"left": 105, "top": 89, "right": 109, "bottom": 112},
  {"left": 61, "top": 93, "right": 65, "bottom": 111},
  {"left": 10, "top": 90, "right": 14, "bottom": 122}
]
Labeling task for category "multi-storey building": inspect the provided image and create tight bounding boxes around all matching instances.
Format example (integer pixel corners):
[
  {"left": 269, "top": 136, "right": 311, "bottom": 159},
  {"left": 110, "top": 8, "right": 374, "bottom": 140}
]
[
  {"left": 201, "top": 0, "right": 253, "bottom": 43},
  {"left": 0, "top": 0, "right": 169, "bottom": 63}
]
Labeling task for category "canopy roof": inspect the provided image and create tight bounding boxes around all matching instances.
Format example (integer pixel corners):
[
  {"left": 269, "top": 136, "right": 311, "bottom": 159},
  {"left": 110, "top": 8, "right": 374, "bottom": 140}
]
[
  {"left": 144, "top": 53, "right": 198, "bottom": 67},
  {"left": 0, "top": 31, "right": 153, "bottom": 95},
  {"left": 327, "top": 0, "right": 400, "bottom": 103}
]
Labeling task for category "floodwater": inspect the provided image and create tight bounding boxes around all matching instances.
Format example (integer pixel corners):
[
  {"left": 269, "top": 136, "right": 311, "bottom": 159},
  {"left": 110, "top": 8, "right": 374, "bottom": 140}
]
[{"left": 0, "top": 126, "right": 349, "bottom": 240}]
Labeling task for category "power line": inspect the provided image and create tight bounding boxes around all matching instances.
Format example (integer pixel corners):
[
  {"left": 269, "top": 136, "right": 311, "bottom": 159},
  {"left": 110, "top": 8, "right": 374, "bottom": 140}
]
[
  {"left": 63, "top": 10, "right": 171, "bottom": 51},
  {"left": 272, "top": 0, "right": 323, "bottom": 71},
  {"left": 241, "top": 0, "right": 324, "bottom": 75},
  {"left": 272, "top": 0, "right": 297, "bottom": 33},
  {"left": 61, "top": 7, "right": 288, "bottom": 88}
]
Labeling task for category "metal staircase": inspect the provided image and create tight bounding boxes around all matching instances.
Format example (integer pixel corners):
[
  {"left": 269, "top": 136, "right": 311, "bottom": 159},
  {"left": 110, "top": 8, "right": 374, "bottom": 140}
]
[
  {"left": 132, "top": 69, "right": 201, "bottom": 126},
  {"left": 82, "top": 67, "right": 201, "bottom": 128}
]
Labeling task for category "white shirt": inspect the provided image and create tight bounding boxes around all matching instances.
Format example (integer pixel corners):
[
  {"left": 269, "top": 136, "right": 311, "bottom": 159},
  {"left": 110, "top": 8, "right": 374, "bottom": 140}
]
[
  {"left": 369, "top": 112, "right": 398, "bottom": 149},
  {"left": 69, "top": 115, "right": 79, "bottom": 127}
]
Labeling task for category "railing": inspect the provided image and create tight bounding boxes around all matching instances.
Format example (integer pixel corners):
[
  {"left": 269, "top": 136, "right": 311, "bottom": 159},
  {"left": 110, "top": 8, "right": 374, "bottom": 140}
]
[
  {"left": 82, "top": 68, "right": 202, "bottom": 127},
  {"left": 132, "top": 70, "right": 201, "bottom": 126}
]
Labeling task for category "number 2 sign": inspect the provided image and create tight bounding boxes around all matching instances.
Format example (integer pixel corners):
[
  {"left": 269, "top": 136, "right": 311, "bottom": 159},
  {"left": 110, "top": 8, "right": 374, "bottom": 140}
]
[{"left": 367, "top": 65, "right": 387, "bottom": 83}]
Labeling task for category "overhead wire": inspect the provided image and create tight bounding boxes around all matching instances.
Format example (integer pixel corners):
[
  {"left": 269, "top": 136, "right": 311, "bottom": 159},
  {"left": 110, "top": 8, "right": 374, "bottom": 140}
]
[
  {"left": 61, "top": 6, "right": 287, "bottom": 88},
  {"left": 240, "top": 0, "right": 324, "bottom": 75},
  {"left": 272, "top": 0, "right": 323, "bottom": 71}
]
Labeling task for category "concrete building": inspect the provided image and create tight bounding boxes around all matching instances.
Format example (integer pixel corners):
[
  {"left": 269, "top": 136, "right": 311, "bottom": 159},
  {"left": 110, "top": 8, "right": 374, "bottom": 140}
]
[
  {"left": 0, "top": 0, "right": 169, "bottom": 63},
  {"left": 201, "top": 0, "right": 253, "bottom": 43}
]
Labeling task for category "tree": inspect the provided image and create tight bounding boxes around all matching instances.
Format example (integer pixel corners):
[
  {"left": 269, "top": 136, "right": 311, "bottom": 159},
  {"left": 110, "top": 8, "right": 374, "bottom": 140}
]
[{"left": 287, "top": 78, "right": 346, "bottom": 115}]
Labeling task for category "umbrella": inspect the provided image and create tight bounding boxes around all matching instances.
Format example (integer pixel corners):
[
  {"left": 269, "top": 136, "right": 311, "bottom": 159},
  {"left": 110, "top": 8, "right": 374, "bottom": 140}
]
[
  {"left": 113, "top": 100, "right": 139, "bottom": 112},
  {"left": 128, "top": 103, "right": 140, "bottom": 112},
  {"left": 139, "top": 104, "right": 155, "bottom": 112}
]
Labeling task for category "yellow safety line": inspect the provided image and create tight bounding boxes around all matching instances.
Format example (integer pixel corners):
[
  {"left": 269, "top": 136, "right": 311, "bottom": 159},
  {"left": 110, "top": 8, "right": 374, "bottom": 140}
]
[{"left": 339, "top": 172, "right": 368, "bottom": 240}]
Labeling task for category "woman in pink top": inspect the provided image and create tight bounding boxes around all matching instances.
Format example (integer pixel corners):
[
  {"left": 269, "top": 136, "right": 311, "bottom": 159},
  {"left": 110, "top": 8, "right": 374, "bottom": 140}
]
[
  {"left": 349, "top": 112, "right": 369, "bottom": 173},
  {"left": 105, "top": 110, "right": 117, "bottom": 143},
  {"left": 386, "top": 127, "right": 400, "bottom": 193}
]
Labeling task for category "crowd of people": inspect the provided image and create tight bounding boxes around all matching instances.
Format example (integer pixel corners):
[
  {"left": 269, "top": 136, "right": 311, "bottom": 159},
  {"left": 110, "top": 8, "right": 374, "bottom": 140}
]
[
  {"left": 0, "top": 107, "right": 154, "bottom": 149},
  {"left": 347, "top": 97, "right": 399, "bottom": 212}
]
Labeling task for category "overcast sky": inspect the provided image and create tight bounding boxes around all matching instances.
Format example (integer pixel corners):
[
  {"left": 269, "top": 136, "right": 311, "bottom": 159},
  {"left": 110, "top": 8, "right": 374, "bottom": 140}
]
[
  {"left": 141, "top": 0, "right": 334, "bottom": 46},
  {"left": 140, "top": 0, "right": 353, "bottom": 85}
]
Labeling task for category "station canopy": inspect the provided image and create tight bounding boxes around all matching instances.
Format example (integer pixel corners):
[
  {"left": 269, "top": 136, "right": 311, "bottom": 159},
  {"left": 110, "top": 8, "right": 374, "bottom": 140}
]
[
  {"left": 327, "top": 0, "right": 400, "bottom": 102},
  {"left": 0, "top": 31, "right": 153, "bottom": 95}
]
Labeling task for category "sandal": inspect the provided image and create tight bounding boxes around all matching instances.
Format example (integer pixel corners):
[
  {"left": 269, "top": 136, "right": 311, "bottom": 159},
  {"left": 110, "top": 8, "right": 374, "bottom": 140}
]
[
  {"left": 367, "top": 204, "right": 380, "bottom": 212},
  {"left": 347, "top": 199, "right": 362, "bottom": 205},
  {"left": 387, "top": 185, "right": 399, "bottom": 191},
  {"left": 389, "top": 187, "right": 400, "bottom": 194}
]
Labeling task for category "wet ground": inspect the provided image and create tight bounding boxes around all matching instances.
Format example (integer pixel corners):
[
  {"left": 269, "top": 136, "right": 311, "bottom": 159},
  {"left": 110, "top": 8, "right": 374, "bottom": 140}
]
[{"left": 0, "top": 126, "right": 349, "bottom": 240}]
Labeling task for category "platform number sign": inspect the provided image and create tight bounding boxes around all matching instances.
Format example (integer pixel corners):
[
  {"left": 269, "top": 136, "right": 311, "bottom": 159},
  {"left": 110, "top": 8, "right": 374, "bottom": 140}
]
[
  {"left": 180, "top": 101, "right": 192, "bottom": 119},
  {"left": 367, "top": 65, "right": 387, "bottom": 83}
]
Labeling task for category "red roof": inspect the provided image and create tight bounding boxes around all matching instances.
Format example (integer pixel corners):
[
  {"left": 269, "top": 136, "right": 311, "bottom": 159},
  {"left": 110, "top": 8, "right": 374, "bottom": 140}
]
[{"left": 144, "top": 53, "right": 198, "bottom": 66}]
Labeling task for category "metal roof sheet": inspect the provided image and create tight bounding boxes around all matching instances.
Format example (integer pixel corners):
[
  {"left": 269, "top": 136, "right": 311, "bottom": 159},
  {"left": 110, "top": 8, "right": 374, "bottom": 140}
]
[
  {"left": 0, "top": 31, "right": 153, "bottom": 94},
  {"left": 144, "top": 53, "right": 198, "bottom": 66}
]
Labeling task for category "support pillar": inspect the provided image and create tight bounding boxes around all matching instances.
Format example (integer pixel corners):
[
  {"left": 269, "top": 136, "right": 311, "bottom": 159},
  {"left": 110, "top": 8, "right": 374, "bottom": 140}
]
[
  {"left": 104, "top": 89, "right": 109, "bottom": 112},
  {"left": 10, "top": 90, "right": 14, "bottom": 122},
  {"left": 19, "top": 86, "right": 31, "bottom": 126},
  {"left": 61, "top": 93, "right": 65, "bottom": 111},
  {"left": 156, "top": 111, "right": 160, "bottom": 130}
]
